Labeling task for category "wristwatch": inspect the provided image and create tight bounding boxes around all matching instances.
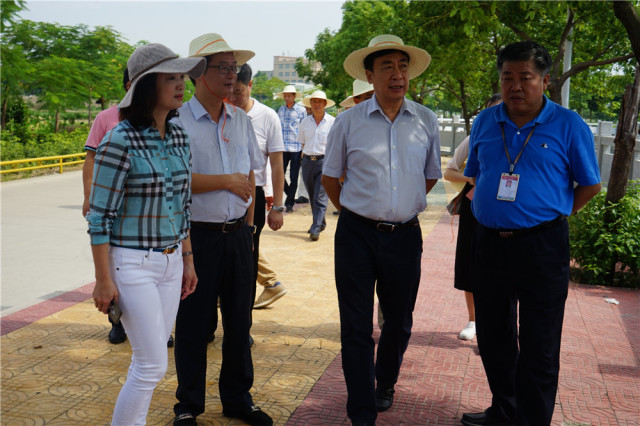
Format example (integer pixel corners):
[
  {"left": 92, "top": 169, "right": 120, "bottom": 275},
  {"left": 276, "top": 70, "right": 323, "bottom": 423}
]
[{"left": 272, "top": 205, "right": 285, "bottom": 212}]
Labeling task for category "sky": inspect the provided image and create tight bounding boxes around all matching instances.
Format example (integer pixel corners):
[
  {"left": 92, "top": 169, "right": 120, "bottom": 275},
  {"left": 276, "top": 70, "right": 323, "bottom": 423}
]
[{"left": 19, "top": 0, "right": 347, "bottom": 73}]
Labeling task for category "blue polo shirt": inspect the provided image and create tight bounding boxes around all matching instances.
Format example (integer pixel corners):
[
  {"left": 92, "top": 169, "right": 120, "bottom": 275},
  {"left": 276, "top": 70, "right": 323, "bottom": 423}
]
[{"left": 464, "top": 96, "right": 600, "bottom": 229}]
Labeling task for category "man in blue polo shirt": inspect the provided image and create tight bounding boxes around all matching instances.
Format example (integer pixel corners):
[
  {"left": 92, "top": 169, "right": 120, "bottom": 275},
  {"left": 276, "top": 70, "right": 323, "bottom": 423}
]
[{"left": 461, "top": 41, "right": 601, "bottom": 426}]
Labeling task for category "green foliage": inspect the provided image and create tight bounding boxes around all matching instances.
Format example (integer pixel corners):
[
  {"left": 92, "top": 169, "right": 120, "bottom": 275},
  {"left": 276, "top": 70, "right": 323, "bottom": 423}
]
[
  {"left": 251, "top": 73, "right": 287, "bottom": 111},
  {"left": 1, "top": 125, "right": 88, "bottom": 161},
  {"left": 569, "top": 182, "right": 640, "bottom": 288}
]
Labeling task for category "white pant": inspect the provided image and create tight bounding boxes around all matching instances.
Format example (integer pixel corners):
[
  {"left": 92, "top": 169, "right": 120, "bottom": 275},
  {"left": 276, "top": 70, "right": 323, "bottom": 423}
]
[{"left": 109, "top": 245, "right": 183, "bottom": 426}]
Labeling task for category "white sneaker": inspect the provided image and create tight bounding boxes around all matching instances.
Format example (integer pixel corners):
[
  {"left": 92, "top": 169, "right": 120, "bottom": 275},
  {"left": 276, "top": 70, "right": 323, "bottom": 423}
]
[
  {"left": 254, "top": 282, "right": 288, "bottom": 309},
  {"left": 458, "top": 321, "right": 476, "bottom": 340}
]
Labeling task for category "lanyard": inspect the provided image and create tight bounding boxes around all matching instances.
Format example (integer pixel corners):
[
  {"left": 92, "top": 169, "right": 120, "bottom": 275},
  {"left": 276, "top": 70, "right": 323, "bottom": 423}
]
[{"left": 500, "top": 123, "right": 536, "bottom": 175}]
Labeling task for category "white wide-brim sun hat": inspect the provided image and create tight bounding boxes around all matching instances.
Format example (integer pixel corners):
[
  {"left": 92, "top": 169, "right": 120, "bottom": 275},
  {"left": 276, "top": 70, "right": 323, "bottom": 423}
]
[
  {"left": 340, "top": 79, "right": 374, "bottom": 108},
  {"left": 343, "top": 34, "right": 431, "bottom": 81},
  {"left": 302, "top": 90, "right": 335, "bottom": 109},
  {"left": 188, "top": 33, "right": 255, "bottom": 65},
  {"left": 119, "top": 43, "right": 206, "bottom": 109},
  {"left": 275, "top": 84, "right": 303, "bottom": 100}
]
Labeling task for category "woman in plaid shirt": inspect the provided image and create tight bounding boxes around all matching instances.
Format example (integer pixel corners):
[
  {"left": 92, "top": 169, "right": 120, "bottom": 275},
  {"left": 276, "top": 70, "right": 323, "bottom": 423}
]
[{"left": 86, "top": 44, "right": 204, "bottom": 425}]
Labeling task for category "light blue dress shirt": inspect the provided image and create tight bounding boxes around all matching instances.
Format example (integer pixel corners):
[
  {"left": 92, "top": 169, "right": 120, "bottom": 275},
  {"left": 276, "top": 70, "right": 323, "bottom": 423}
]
[
  {"left": 173, "top": 96, "right": 264, "bottom": 223},
  {"left": 323, "top": 95, "right": 442, "bottom": 222}
]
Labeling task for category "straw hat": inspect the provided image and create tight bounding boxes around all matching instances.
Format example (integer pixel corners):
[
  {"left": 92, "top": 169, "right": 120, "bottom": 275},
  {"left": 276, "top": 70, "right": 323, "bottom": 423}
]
[
  {"left": 188, "top": 33, "right": 255, "bottom": 65},
  {"left": 340, "top": 79, "right": 374, "bottom": 108},
  {"left": 119, "top": 43, "right": 206, "bottom": 109},
  {"left": 343, "top": 34, "right": 431, "bottom": 81},
  {"left": 275, "top": 84, "right": 303, "bottom": 100},
  {"left": 302, "top": 90, "right": 335, "bottom": 109}
]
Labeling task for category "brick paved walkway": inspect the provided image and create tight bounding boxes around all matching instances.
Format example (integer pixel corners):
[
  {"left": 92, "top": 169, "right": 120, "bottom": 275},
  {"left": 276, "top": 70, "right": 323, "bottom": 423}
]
[{"left": 1, "top": 180, "right": 638, "bottom": 425}]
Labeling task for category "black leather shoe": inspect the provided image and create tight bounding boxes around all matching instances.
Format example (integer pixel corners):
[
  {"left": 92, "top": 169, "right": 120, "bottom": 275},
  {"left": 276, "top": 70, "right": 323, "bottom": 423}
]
[
  {"left": 285, "top": 205, "right": 293, "bottom": 213},
  {"left": 295, "top": 196, "right": 309, "bottom": 203},
  {"left": 108, "top": 321, "right": 127, "bottom": 344},
  {"left": 461, "top": 411, "right": 516, "bottom": 426},
  {"left": 375, "top": 386, "right": 394, "bottom": 412},
  {"left": 173, "top": 413, "right": 197, "bottom": 425},
  {"left": 167, "top": 334, "right": 174, "bottom": 348},
  {"left": 224, "top": 405, "right": 273, "bottom": 426},
  {"left": 249, "top": 335, "right": 255, "bottom": 347}
]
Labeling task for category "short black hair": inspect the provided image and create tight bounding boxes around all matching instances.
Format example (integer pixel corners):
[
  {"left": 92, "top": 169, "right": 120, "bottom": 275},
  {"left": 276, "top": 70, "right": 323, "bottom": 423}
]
[
  {"left": 123, "top": 68, "right": 130, "bottom": 91},
  {"left": 237, "top": 63, "right": 252, "bottom": 86},
  {"left": 363, "top": 49, "right": 410, "bottom": 72},
  {"left": 120, "top": 73, "right": 178, "bottom": 128},
  {"left": 497, "top": 41, "right": 552, "bottom": 76}
]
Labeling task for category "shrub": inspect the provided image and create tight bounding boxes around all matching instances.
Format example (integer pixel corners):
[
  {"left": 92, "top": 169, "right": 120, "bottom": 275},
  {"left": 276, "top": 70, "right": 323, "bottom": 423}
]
[{"left": 569, "top": 181, "right": 640, "bottom": 288}]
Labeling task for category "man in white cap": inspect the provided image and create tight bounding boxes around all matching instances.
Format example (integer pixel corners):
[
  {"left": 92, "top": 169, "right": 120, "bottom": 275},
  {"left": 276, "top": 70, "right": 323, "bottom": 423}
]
[
  {"left": 171, "top": 33, "right": 272, "bottom": 426},
  {"left": 276, "top": 85, "right": 307, "bottom": 212},
  {"left": 298, "top": 90, "right": 335, "bottom": 241},
  {"left": 322, "top": 34, "right": 441, "bottom": 425}
]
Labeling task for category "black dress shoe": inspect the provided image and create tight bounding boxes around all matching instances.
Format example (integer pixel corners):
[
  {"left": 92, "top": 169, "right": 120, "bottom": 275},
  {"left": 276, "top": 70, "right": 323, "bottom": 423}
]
[
  {"left": 375, "top": 386, "right": 394, "bottom": 412},
  {"left": 167, "top": 334, "right": 174, "bottom": 348},
  {"left": 108, "top": 321, "right": 127, "bottom": 344},
  {"left": 223, "top": 405, "right": 273, "bottom": 426},
  {"left": 285, "top": 205, "right": 294, "bottom": 213},
  {"left": 295, "top": 196, "right": 309, "bottom": 203},
  {"left": 173, "top": 412, "right": 197, "bottom": 425},
  {"left": 461, "top": 411, "right": 516, "bottom": 426}
]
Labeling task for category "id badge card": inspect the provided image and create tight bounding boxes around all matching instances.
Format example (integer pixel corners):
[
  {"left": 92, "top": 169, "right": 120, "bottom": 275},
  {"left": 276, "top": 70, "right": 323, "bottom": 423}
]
[{"left": 497, "top": 173, "right": 519, "bottom": 201}]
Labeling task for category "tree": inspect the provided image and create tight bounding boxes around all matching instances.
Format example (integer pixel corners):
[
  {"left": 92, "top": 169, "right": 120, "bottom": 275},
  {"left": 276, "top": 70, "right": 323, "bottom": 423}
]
[{"left": 251, "top": 72, "right": 287, "bottom": 111}]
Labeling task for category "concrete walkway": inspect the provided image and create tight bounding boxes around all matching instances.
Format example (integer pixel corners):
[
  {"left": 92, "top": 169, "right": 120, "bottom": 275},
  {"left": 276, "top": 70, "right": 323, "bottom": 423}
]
[{"left": 1, "top": 173, "right": 638, "bottom": 425}]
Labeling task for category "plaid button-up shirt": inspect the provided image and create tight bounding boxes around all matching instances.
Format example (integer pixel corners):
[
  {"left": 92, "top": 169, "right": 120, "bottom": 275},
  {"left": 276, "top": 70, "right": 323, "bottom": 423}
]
[
  {"left": 87, "top": 120, "right": 191, "bottom": 248},
  {"left": 277, "top": 103, "right": 307, "bottom": 152}
]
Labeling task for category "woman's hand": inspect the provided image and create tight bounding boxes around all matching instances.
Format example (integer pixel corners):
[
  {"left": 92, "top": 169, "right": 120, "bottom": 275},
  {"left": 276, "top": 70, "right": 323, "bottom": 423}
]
[
  {"left": 93, "top": 276, "right": 118, "bottom": 314},
  {"left": 181, "top": 259, "right": 198, "bottom": 300}
]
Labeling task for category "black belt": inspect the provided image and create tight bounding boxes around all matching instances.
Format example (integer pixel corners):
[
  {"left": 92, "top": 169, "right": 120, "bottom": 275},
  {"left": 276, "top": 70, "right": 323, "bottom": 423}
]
[
  {"left": 191, "top": 215, "right": 246, "bottom": 233},
  {"left": 303, "top": 154, "right": 324, "bottom": 161},
  {"left": 484, "top": 215, "right": 566, "bottom": 239},
  {"left": 111, "top": 244, "right": 179, "bottom": 254},
  {"left": 343, "top": 207, "right": 419, "bottom": 232}
]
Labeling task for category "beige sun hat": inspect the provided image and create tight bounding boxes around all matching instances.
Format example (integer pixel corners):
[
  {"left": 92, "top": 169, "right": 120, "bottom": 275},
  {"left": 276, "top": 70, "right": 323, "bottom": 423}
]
[
  {"left": 275, "top": 84, "right": 303, "bottom": 100},
  {"left": 343, "top": 34, "right": 431, "bottom": 81},
  {"left": 302, "top": 90, "right": 335, "bottom": 109},
  {"left": 119, "top": 43, "right": 206, "bottom": 109},
  {"left": 340, "top": 79, "right": 374, "bottom": 108},
  {"left": 188, "top": 33, "right": 255, "bottom": 65}
]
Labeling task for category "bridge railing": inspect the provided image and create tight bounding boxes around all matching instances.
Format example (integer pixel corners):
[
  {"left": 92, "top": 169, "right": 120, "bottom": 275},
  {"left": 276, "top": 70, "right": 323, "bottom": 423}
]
[{"left": 0, "top": 153, "right": 86, "bottom": 175}]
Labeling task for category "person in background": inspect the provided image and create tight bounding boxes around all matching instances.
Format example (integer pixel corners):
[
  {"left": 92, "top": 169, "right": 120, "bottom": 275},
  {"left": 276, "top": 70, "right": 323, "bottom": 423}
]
[
  {"left": 171, "top": 33, "right": 271, "bottom": 426},
  {"left": 443, "top": 93, "right": 501, "bottom": 341},
  {"left": 323, "top": 34, "right": 441, "bottom": 425},
  {"left": 461, "top": 41, "right": 600, "bottom": 426},
  {"left": 339, "top": 79, "right": 374, "bottom": 110},
  {"left": 87, "top": 43, "right": 202, "bottom": 425},
  {"left": 276, "top": 85, "right": 306, "bottom": 212},
  {"left": 228, "top": 63, "right": 288, "bottom": 311},
  {"left": 299, "top": 90, "right": 335, "bottom": 242}
]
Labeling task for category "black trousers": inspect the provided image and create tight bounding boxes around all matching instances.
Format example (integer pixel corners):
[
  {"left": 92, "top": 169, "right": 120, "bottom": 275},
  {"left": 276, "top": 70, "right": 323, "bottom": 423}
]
[
  {"left": 283, "top": 151, "right": 301, "bottom": 208},
  {"left": 334, "top": 209, "right": 423, "bottom": 424},
  {"left": 174, "top": 224, "right": 255, "bottom": 416},
  {"left": 471, "top": 218, "right": 569, "bottom": 425}
]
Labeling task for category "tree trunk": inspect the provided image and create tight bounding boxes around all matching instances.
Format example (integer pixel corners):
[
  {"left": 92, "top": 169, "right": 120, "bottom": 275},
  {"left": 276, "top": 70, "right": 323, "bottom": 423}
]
[
  {"left": 459, "top": 79, "right": 471, "bottom": 135},
  {"left": 55, "top": 110, "right": 60, "bottom": 133},
  {"left": 605, "top": 65, "right": 640, "bottom": 204},
  {"left": 547, "top": 77, "right": 563, "bottom": 104},
  {"left": 1, "top": 97, "right": 7, "bottom": 129},
  {"left": 613, "top": 0, "right": 640, "bottom": 64}
]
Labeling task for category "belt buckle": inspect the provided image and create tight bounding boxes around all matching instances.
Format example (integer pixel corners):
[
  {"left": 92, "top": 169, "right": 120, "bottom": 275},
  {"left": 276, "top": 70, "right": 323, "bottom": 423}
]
[
  {"left": 163, "top": 246, "right": 177, "bottom": 254},
  {"left": 221, "top": 220, "right": 236, "bottom": 233},
  {"left": 376, "top": 222, "right": 395, "bottom": 232},
  {"left": 310, "top": 156, "right": 317, "bottom": 161},
  {"left": 499, "top": 231, "right": 514, "bottom": 238}
]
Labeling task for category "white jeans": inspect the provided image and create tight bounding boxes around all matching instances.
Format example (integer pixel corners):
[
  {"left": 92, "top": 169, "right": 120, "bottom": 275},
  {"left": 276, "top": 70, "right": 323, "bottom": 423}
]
[{"left": 109, "top": 245, "right": 183, "bottom": 426}]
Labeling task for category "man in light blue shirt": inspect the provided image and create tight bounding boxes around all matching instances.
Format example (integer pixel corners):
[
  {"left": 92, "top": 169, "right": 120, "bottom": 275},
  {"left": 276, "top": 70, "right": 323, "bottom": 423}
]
[
  {"left": 322, "top": 34, "right": 441, "bottom": 425},
  {"left": 171, "top": 33, "right": 272, "bottom": 426}
]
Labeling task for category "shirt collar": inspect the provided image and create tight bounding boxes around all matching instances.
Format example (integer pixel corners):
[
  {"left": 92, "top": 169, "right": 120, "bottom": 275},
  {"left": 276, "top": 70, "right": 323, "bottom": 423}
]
[
  {"left": 495, "top": 95, "right": 554, "bottom": 127},
  {"left": 187, "top": 95, "right": 235, "bottom": 122},
  {"left": 367, "top": 94, "right": 413, "bottom": 120}
]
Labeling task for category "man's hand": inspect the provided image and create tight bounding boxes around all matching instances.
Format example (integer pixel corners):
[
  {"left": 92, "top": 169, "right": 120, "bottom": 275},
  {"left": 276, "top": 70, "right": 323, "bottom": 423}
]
[
  {"left": 227, "top": 172, "right": 252, "bottom": 202},
  {"left": 181, "top": 260, "right": 198, "bottom": 300},
  {"left": 267, "top": 210, "right": 283, "bottom": 231}
]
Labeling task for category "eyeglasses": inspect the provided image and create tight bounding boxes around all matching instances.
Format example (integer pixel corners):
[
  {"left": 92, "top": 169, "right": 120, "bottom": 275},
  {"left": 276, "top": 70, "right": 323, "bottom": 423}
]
[{"left": 207, "top": 65, "right": 241, "bottom": 75}]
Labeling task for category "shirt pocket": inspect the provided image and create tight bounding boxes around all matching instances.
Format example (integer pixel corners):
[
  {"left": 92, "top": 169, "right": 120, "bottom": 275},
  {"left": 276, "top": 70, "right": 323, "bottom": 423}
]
[
  {"left": 404, "top": 144, "right": 428, "bottom": 176},
  {"left": 126, "top": 152, "right": 166, "bottom": 197}
]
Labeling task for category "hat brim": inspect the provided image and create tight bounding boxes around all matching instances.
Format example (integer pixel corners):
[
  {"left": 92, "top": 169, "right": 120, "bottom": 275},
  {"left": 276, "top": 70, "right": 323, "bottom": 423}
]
[
  {"left": 191, "top": 48, "right": 255, "bottom": 66},
  {"left": 302, "top": 97, "right": 335, "bottom": 109},
  {"left": 275, "top": 91, "right": 303, "bottom": 100},
  {"left": 343, "top": 45, "right": 431, "bottom": 81},
  {"left": 118, "top": 57, "right": 206, "bottom": 109},
  {"left": 340, "top": 96, "right": 355, "bottom": 108}
]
